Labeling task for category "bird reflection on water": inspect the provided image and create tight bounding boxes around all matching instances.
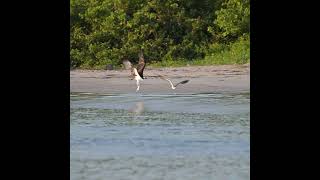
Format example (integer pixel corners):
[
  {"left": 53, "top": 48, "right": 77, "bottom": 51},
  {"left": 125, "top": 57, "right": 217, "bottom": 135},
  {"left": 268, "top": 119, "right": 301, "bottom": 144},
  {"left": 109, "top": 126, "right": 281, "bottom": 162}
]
[{"left": 129, "top": 101, "right": 144, "bottom": 115}]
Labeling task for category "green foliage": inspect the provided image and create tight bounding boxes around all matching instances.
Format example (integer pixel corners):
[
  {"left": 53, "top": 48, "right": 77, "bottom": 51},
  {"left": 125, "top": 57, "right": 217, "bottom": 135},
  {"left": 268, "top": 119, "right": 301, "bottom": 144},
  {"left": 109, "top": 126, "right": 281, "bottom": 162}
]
[
  {"left": 149, "top": 35, "right": 250, "bottom": 67},
  {"left": 214, "top": 0, "right": 250, "bottom": 38},
  {"left": 202, "top": 35, "right": 250, "bottom": 64},
  {"left": 70, "top": 0, "right": 250, "bottom": 69}
]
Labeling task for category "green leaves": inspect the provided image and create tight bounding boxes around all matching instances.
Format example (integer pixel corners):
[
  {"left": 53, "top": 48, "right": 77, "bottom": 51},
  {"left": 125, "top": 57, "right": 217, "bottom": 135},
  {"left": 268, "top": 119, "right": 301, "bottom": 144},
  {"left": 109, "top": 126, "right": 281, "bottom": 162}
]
[
  {"left": 215, "top": 0, "right": 250, "bottom": 38},
  {"left": 70, "top": 0, "right": 250, "bottom": 68}
]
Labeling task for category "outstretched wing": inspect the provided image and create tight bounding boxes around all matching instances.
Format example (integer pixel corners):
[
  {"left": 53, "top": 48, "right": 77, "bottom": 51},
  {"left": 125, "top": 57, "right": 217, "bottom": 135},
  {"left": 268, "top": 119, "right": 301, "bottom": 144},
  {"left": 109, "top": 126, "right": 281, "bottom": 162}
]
[
  {"left": 174, "top": 80, "right": 189, "bottom": 87},
  {"left": 159, "top": 75, "right": 189, "bottom": 89},
  {"left": 122, "top": 59, "right": 132, "bottom": 70},
  {"left": 123, "top": 60, "right": 135, "bottom": 79},
  {"left": 136, "top": 50, "right": 146, "bottom": 78},
  {"left": 158, "top": 75, "right": 175, "bottom": 88}
]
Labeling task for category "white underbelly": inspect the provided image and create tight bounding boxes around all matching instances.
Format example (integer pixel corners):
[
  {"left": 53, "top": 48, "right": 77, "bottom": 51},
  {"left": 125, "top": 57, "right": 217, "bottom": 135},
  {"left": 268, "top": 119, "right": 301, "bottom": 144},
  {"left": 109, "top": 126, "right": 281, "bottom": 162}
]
[{"left": 134, "top": 76, "right": 143, "bottom": 81}]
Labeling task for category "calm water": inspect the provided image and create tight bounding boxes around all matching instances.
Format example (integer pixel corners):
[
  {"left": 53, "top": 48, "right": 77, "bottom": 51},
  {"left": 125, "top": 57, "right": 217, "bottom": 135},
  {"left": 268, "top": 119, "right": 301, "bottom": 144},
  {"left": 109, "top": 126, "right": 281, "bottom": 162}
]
[{"left": 70, "top": 92, "right": 250, "bottom": 180}]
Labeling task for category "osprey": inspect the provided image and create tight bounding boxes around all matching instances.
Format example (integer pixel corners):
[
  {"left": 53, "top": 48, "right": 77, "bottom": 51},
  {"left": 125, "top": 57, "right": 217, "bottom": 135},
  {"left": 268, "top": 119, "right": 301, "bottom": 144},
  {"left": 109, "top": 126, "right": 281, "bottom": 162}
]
[
  {"left": 123, "top": 50, "right": 189, "bottom": 92},
  {"left": 123, "top": 50, "right": 146, "bottom": 92}
]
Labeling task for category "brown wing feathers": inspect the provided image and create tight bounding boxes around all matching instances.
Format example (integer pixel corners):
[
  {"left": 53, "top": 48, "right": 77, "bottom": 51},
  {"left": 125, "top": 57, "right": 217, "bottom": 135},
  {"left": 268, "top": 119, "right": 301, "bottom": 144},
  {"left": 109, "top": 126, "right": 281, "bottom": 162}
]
[
  {"left": 174, "top": 80, "right": 189, "bottom": 87},
  {"left": 136, "top": 50, "right": 146, "bottom": 78}
]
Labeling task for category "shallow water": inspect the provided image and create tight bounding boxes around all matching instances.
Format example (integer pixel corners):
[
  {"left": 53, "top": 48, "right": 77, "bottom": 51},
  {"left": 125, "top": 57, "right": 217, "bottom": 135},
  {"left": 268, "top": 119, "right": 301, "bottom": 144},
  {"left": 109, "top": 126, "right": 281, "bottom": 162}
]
[{"left": 70, "top": 92, "right": 250, "bottom": 180}]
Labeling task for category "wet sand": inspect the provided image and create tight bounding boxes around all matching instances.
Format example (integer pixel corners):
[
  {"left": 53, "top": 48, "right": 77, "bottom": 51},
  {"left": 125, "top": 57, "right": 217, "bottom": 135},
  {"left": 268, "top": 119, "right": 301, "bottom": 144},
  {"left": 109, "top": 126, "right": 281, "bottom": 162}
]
[{"left": 70, "top": 64, "right": 250, "bottom": 94}]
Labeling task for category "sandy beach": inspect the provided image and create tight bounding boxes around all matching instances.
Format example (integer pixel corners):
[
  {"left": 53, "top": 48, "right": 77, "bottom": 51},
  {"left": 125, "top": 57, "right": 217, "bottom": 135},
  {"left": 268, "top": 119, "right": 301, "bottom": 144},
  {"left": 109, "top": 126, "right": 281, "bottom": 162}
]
[{"left": 70, "top": 64, "right": 250, "bottom": 94}]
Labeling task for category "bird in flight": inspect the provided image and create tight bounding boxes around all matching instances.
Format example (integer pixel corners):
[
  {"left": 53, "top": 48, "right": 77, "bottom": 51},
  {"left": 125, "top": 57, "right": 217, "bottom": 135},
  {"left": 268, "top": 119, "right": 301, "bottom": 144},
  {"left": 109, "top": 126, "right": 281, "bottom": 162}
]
[
  {"left": 123, "top": 50, "right": 146, "bottom": 92},
  {"left": 159, "top": 75, "right": 189, "bottom": 89},
  {"left": 123, "top": 50, "right": 189, "bottom": 92}
]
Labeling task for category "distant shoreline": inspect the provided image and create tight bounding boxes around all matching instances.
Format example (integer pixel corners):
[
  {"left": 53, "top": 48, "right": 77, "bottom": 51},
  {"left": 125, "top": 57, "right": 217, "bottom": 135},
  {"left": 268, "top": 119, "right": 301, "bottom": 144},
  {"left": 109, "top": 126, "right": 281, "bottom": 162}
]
[{"left": 70, "top": 64, "right": 250, "bottom": 94}]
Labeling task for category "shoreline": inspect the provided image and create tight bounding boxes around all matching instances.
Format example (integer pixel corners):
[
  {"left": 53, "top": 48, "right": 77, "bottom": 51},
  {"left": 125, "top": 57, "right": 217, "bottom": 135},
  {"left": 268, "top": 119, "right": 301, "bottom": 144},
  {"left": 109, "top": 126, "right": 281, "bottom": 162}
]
[{"left": 70, "top": 64, "right": 250, "bottom": 94}]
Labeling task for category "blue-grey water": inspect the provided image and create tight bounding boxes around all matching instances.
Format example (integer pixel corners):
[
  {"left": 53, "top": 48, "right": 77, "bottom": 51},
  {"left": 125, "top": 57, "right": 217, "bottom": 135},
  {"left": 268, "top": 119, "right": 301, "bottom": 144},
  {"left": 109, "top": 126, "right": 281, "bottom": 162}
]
[{"left": 70, "top": 92, "right": 250, "bottom": 180}]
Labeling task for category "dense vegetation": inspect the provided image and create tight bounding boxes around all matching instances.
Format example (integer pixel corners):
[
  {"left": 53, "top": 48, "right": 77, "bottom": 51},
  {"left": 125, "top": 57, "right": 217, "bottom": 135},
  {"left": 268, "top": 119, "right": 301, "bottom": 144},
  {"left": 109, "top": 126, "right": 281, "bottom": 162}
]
[{"left": 70, "top": 0, "right": 250, "bottom": 69}]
